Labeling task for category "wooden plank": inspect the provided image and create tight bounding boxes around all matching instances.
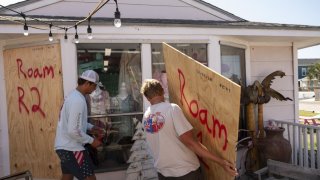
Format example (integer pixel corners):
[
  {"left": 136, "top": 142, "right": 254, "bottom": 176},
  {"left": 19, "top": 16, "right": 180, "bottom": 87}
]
[
  {"left": 0, "top": 170, "right": 32, "bottom": 180},
  {"left": 3, "top": 44, "right": 63, "bottom": 178},
  {"left": 163, "top": 43, "right": 241, "bottom": 180},
  {"left": 267, "top": 159, "right": 320, "bottom": 180}
]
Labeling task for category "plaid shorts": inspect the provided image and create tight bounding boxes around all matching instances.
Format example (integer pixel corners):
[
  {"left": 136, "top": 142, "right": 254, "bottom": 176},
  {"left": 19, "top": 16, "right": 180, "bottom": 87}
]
[{"left": 56, "top": 149, "right": 95, "bottom": 180}]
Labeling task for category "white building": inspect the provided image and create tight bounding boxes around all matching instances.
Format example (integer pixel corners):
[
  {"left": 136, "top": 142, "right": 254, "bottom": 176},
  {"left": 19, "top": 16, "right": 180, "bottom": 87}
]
[{"left": 1, "top": 0, "right": 320, "bottom": 179}]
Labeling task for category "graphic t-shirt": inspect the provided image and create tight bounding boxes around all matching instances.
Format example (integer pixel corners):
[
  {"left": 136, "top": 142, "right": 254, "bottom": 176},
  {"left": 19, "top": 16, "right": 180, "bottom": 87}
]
[{"left": 143, "top": 102, "right": 200, "bottom": 177}]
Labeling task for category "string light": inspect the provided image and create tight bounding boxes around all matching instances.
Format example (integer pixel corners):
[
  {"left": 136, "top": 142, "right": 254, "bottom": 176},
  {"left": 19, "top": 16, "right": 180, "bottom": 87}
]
[
  {"left": 114, "top": 0, "right": 121, "bottom": 28},
  {"left": 75, "top": 25, "right": 79, "bottom": 43},
  {"left": 0, "top": 0, "right": 122, "bottom": 38},
  {"left": 87, "top": 17, "right": 93, "bottom": 39},
  {"left": 64, "top": 28, "right": 68, "bottom": 40},
  {"left": 23, "top": 22, "right": 28, "bottom": 36},
  {"left": 48, "top": 24, "right": 53, "bottom": 41},
  {"left": 20, "top": 13, "right": 28, "bottom": 36}
]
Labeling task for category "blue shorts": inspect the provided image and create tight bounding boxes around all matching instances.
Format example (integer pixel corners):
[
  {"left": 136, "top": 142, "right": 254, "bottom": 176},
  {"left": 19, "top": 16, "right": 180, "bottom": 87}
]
[
  {"left": 158, "top": 168, "right": 203, "bottom": 180},
  {"left": 56, "top": 149, "right": 95, "bottom": 180}
]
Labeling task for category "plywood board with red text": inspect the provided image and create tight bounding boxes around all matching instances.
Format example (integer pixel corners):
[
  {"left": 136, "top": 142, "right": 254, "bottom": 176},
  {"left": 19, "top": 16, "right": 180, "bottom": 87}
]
[
  {"left": 3, "top": 43, "right": 63, "bottom": 178},
  {"left": 163, "top": 43, "right": 241, "bottom": 180}
]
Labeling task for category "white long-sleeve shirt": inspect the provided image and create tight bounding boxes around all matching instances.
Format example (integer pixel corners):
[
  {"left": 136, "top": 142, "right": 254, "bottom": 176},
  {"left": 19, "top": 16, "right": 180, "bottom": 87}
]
[{"left": 54, "top": 89, "right": 94, "bottom": 151}]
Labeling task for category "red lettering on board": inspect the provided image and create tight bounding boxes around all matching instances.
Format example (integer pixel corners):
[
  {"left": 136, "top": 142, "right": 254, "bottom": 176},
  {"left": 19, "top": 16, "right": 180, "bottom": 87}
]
[
  {"left": 16, "top": 58, "right": 54, "bottom": 79},
  {"left": 17, "top": 86, "right": 29, "bottom": 114},
  {"left": 17, "top": 59, "right": 27, "bottom": 79},
  {"left": 16, "top": 86, "right": 46, "bottom": 118},
  {"left": 178, "top": 68, "right": 228, "bottom": 151},
  {"left": 30, "top": 87, "right": 46, "bottom": 118}
]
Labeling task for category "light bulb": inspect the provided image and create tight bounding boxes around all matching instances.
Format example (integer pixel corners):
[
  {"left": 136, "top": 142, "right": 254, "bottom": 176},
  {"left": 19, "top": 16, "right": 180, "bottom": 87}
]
[
  {"left": 49, "top": 32, "right": 53, "bottom": 41},
  {"left": 87, "top": 26, "right": 93, "bottom": 39},
  {"left": 87, "top": 33, "right": 93, "bottom": 39},
  {"left": 48, "top": 24, "right": 53, "bottom": 41},
  {"left": 23, "top": 24, "right": 28, "bottom": 36},
  {"left": 114, "top": 9, "right": 121, "bottom": 28},
  {"left": 64, "top": 28, "right": 68, "bottom": 40},
  {"left": 75, "top": 34, "right": 79, "bottom": 43},
  {"left": 114, "top": 19, "right": 121, "bottom": 28}
]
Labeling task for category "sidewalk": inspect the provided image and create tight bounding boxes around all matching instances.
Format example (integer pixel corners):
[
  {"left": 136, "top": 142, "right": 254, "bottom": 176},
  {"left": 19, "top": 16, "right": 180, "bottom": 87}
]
[
  {"left": 299, "top": 91, "right": 320, "bottom": 113},
  {"left": 299, "top": 98, "right": 320, "bottom": 113}
]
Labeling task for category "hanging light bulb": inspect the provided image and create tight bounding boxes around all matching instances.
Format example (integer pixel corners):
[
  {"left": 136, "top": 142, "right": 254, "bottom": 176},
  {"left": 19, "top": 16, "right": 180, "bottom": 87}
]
[
  {"left": 21, "top": 13, "right": 28, "bottom": 36},
  {"left": 114, "top": 8, "right": 121, "bottom": 28},
  {"left": 75, "top": 34, "right": 79, "bottom": 43},
  {"left": 48, "top": 24, "right": 53, "bottom": 41},
  {"left": 64, "top": 28, "right": 68, "bottom": 40},
  {"left": 87, "top": 17, "right": 93, "bottom": 39},
  {"left": 23, "top": 22, "right": 28, "bottom": 36},
  {"left": 75, "top": 25, "right": 79, "bottom": 43},
  {"left": 113, "top": 1, "right": 121, "bottom": 28}
]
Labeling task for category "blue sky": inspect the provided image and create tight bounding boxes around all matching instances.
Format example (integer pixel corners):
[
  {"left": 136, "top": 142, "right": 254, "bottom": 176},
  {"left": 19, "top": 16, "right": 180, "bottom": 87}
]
[{"left": 1, "top": 0, "right": 320, "bottom": 58}]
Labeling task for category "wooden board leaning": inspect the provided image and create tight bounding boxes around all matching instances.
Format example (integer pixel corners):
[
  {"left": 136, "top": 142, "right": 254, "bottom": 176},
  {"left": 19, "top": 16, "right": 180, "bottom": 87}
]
[
  {"left": 163, "top": 43, "right": 241, "bottom": 180},
  {"left": 3, "top": 43, "right": 63, "bottom": 178}
]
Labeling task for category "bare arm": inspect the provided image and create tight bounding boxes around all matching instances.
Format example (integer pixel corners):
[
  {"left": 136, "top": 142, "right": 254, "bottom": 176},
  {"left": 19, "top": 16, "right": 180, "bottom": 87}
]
[{"left": 179, "top": 130, "right": 238, "bottom": 176}]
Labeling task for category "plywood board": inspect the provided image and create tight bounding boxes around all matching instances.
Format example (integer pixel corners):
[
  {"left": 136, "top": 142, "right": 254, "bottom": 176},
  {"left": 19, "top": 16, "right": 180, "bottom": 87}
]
[
  {"left": 163, "top": 43, "right": 241, "bottom": 180},
  {"left": 3, "top": 43, "right": 63, "bottom": 178}
]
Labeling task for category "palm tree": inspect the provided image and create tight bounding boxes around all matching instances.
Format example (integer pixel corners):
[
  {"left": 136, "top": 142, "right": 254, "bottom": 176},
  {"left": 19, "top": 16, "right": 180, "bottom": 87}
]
[
  {"left": 306, "top": 63, "right": 320, "bottom": 90},
  {"left": 242, "top": 71, "right": 292, "bottom": 138}
]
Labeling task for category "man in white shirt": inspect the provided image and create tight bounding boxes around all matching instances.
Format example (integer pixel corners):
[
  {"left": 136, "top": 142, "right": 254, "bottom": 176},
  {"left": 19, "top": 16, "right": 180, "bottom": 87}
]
[
  {"left": 140, "top": 79, "right": 238, "bottom": 180},
  {"left": 54, "top": 70, "right": 103, "bottom": 180}
]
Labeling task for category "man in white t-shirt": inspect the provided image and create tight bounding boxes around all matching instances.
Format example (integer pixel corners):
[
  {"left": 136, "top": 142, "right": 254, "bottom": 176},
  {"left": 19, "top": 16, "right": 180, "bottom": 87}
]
[
  {"left": 54, "top": 70, "right": 104, "bottom": 180},
  {"left": 140, "top": 79, "right": 238, "bottom": 180}
]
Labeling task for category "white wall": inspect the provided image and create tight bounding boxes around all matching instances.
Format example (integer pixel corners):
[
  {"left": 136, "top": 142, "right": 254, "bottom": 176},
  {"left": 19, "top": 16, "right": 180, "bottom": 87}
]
[
  {"left": 60, "top": 36, "right": 78, "bottom": 98},
  {"left": 250, "top": 45, "right": 295, "bottom": 123}
]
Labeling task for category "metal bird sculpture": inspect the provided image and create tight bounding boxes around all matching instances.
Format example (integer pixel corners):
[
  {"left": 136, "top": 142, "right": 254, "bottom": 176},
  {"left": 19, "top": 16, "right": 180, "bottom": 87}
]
[
  {"left": 241, "top": 71, "right": 292, "bottom": 105},
  {"left": 258, "top": 70, "right": 292, "bottom": 104}
]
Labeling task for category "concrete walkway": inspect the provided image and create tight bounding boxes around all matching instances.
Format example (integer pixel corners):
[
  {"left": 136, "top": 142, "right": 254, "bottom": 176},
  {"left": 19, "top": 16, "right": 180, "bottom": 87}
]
[
  {"left": 299, "top": 98, "right": 320, "bottom": 113},
  {"left": 299, "top": 91, "right": 320, "bottom": 113}
]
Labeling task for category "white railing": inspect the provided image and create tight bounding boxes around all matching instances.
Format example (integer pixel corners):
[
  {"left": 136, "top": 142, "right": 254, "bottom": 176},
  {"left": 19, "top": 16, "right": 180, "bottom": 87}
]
[{"left": 273, "top": 120, "right": 320, "bottom": 169}]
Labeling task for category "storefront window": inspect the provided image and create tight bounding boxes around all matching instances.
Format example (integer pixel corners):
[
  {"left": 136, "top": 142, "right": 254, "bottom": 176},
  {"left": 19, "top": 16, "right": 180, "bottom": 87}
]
[
  {"left": 77, "top": 43, "right": 143, "bottom": 172},
  {"left": 220, "top": 44, "right": 247, "bottom": 137},
  {"left": 151, "top": 43, "right": 207, "bottom": 101},
  {"left": 220, "top": 45, "right": 246, "bottom": 85}
]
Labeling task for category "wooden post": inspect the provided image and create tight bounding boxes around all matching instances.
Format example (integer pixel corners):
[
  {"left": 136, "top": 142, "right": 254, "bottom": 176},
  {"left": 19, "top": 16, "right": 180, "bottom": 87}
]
[
  {"left": 247, "top": 103, "right": 255, "bottom": 132},
  {"left": 246, "top": 103, "right": 260, "bottom": 171},
  {"left": 258, "top": 104, "right": 264, "bottom": 138}
]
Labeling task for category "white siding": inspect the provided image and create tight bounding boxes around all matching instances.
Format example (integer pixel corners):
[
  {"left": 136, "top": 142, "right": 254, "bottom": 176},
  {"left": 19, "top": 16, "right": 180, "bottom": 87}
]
[{"left": 250, "top": 46, "right": 295, "bottom": 123}]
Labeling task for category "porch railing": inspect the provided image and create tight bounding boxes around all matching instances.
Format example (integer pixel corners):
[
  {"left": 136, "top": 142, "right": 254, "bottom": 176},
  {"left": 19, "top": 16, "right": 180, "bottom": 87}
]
[{"left": 273, "top": 120, "right": 320, "bottom": 169}]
